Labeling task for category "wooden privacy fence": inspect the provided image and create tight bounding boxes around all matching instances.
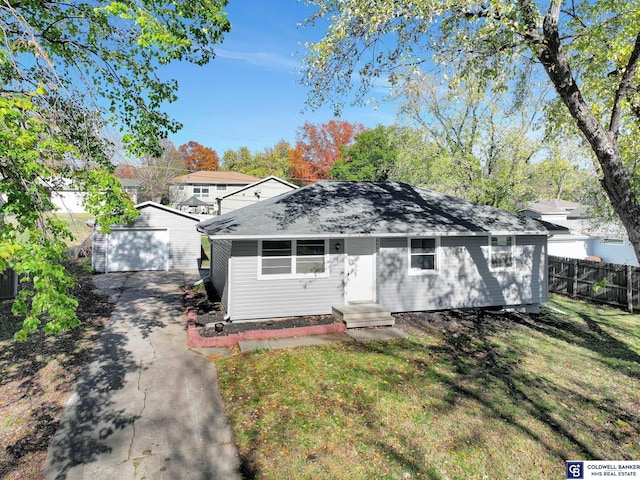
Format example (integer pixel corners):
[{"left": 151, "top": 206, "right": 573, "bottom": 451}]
[{"left": 548, "top": 255, "right": 640, "bottom": 312}]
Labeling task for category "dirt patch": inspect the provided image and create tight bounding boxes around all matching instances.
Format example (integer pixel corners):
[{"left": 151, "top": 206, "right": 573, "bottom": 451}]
[{"left": 0, "top": 260, "right": 114, "bottom": 480}]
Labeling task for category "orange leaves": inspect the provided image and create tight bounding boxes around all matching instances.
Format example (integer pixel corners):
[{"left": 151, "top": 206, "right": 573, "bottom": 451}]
[
  {"left": 178, "top": 140, "right": 219, "bottom": 171},
  {"left": 289, "top": 119, "right": 365, "bottom": 182}
]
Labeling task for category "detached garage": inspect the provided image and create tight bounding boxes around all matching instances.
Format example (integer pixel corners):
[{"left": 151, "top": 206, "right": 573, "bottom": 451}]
[{"left": 92, "top": 202, "right": 203, "bottom": 272}]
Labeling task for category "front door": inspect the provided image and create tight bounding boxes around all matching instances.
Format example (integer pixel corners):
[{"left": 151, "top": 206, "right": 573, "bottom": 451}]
[{"left": 345, "top": 238, "right": 376, "bottom": 303}]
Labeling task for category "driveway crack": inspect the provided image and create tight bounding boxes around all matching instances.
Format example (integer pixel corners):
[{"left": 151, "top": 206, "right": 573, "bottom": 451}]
[{"left": 128, "top": 359, "right": 148, "bottom": 461}]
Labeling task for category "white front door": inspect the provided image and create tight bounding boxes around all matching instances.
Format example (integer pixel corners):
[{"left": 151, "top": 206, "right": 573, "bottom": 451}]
[{"left": 345, "top": 238, "right": 376, "bottom": 303}]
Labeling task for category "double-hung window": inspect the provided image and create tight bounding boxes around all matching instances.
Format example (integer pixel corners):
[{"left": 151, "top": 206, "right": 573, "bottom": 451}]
[
  {"left": 490, "top": 235, "right": 514, "bottom": 269},
  {"left": 260, "top": 239, "right": 327, "bottom": 277},
  {"left": 216, "top": 184, "right": 227, "bottom": 191},
  {"left": 409, "top": 238, "right": 438, "bottom": 274},
  {"left": 193, "top": 186, "right": 210, "bottom": 198}
]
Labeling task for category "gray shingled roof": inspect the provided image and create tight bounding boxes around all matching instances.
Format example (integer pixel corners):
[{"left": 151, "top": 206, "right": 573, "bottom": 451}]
[{"left": 197, "top": 181, "right": 547, "bottom": 238}]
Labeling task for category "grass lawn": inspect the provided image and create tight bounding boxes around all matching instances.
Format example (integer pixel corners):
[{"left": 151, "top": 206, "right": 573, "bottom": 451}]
[{"left": 216, "top": 295, "right": 640, "bottom": 479}]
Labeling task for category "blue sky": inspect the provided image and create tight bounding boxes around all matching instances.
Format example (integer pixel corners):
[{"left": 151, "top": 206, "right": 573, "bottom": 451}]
[{"left": 163, "top": 1, "right": 397, "bottom": 154}]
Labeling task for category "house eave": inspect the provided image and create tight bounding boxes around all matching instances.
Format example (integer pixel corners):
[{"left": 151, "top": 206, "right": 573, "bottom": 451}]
[{"left": 201, "top": 230, "right": 548, "bottom": 240}]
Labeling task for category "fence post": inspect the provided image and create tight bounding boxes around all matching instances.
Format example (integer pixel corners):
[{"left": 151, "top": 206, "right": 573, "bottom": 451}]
[
  {"left": 627, "top": 265, "right": 633, "bottom": 313},
  {"left": 572, "top": 258, "right": 578, "bottom": 298}
]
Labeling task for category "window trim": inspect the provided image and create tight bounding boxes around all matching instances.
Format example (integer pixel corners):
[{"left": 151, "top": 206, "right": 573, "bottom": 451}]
[
  {"left": 193, "top": 186, "right": 210, "bottom": 198},
  {"left": 258, "top": 239, "right": 329, "bottom": 279},
  {"left": 408, "top": 237, "right": 440, "bottom": 276},
  {"left": 216, "top": 184, "right": 228, "bottom": 191},
  {"left": 489, "top": 235, "right": 515, "bottom": 271}
]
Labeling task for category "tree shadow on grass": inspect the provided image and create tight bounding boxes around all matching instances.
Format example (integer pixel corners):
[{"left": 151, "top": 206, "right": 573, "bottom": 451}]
[
  {"left": 347, "top": 307, "right": 640, "bottom": 477},
  {"left": 510, "top": 309, "right": 640, "bottom": 380}
]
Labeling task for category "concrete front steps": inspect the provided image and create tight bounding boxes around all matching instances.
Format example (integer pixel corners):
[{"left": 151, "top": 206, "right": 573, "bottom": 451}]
[{"left": 332, "top": 303, "right": 395, "bottom": 329}]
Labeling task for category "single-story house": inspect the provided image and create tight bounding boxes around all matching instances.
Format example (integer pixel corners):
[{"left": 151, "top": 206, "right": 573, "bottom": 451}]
[
  {"left": 92, "top": 201, "right": 203, "bottom": 272},
  {"left": 522, "top": 200, "right": 639, "bottom": 266},
  {"left": 48, "top": 178, "right": 87, "bottom": 214},
  {"left": 217, "top": 176, "right": 298, "bottom": 215},
  {"left": 197, "top": 181, "right": 549, "bottom": 323},
  {"left": 119, "top": 178, "right": 142, "bottom": 204}
]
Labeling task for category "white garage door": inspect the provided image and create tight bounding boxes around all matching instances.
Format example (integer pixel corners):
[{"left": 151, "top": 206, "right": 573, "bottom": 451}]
[{"left": 106, "top": 229, "right": 169, "bottom": 272}]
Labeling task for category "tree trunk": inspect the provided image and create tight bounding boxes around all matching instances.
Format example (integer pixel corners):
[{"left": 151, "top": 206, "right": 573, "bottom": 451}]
[{"left": 535, "top": 3, "right": 640, "bottom": 262}]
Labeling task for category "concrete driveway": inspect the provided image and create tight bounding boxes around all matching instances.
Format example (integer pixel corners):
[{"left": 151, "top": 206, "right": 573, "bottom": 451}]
[{"left": 44, "top": 271, "right": 241, "bottom": 480}]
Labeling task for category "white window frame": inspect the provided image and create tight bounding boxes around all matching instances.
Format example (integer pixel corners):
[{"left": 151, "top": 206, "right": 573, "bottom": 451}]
[
  {"left": 216, "top": 184, "right": 228, "bottom": 191},
  {"left": 408, "top": 237, "right": 440, "bottom": 276},
  {"left": 258, "top": 239, "right": 329, "bottom": 279},
  {"left": 490, "top": 235, "right": 515, "bottom": 270},
  {"left": 193, "top": 186, "right": 210, "bottom": 198}
]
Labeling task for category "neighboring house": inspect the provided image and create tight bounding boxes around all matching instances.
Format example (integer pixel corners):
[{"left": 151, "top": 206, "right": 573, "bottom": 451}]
[
  {"left": 170, "top": 171, "right": 260, "bottom": 213},
  {"left": 92, "top": 202, "right": 203, "bottom": 272},
  {"left": 523, "top": 200, "right": 638, "bottom": 266},
  {"left": 217, "top": 176, "right": 298, "bottom": 215},
  {"left": 197, "top": 181, "right": 549, "bottom": 323},
  {"left": 119, "top": 178, "right": 141, "bottom": 204},
  {"left": 49, "top": 178, "right": 87, "bottom": 214}
]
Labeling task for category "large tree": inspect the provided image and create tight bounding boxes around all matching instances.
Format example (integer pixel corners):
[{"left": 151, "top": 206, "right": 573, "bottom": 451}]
[
  {"left": 179, "top": 141, "right": 220, "bottom": 171},
  {"left": 0, "top": 1, "right": 230, "bottom": 338},
  {"left": 289, "top": 120, "right": 365, "bottom": 182},
  {"left": 330, "top": 125, "right": 399, "bottom": 181},
  {"left": 302, "top": 0, "right": 640, "bottom": 260},
  {"left": 138, "top": 139, "right": 187, "bottom": 204}
]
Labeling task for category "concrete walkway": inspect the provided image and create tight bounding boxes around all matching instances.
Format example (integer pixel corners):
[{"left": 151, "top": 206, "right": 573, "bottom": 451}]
[{"left": 44, "top": 271, "right": 241, "bottom": 480}]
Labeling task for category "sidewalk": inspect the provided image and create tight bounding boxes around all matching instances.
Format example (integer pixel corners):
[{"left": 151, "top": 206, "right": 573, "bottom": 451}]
[{"left": 44, "top": 271, "right": 241, "bottom": 480}]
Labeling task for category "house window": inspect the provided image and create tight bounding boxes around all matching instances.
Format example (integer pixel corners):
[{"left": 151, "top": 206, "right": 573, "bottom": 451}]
[
  {"left": 409, "top": 238, "right": 438, "bottom": 274},
  {"left": 178, "top": 186, "right": 185, "bottom": 191},
  {"left": 193, "top": 186, "right": 210, "bottom": 198},
  {"left": 260, "top": 239, "right": 327, "bottom": 277},
  {"left": 216, "top": 184, "right": 227, "bottom": 191},
  {"left": 603, "top": 238, "right": 624, "bottom": 245},
  {"left": 490, "top": 235, "right": 514, "bottom": 269}
]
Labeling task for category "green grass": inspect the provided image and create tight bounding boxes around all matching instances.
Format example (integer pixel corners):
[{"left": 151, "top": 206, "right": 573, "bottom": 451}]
[
  {"left": 201, "top": 235, "right": 210, "bottom": 269},
  {"left": 216, "top": 295, "right": 640, "bottom": 479}
]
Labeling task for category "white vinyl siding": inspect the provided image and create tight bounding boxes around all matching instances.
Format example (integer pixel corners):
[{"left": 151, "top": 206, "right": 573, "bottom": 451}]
[
  {"left": 230, "top": 240, "right": 344, "bottom": 321},
  {"left": 259, "top": 239, "right": 328, "bottom": 279},
  {"left": 92, "top": 204, "right": 202, "bottom": 272},
  {"left": 378, "top": 235, "right": 547, "bottom": 312}
]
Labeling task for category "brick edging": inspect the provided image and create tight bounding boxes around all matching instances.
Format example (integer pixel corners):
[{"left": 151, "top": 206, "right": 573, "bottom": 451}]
[{"left": 186, "top": 307, "right": 347, "bottom": 348}]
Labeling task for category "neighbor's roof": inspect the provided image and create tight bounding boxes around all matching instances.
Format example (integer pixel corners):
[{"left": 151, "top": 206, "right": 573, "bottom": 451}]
[
  {"left": 172, "top": 171, "right": 260, "bottom": 184},
  {"left": 525, "top": 199, "right": 582, "bottom": 214},
  {"left": 219, "top": 175, "right": 298, "bottom": 200},
  {"left": 197, "top": 181, "right": 548, "bottom": 239}
]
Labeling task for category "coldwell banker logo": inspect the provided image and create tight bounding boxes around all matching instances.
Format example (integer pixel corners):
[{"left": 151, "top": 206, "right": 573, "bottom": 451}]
[{"left": 567, "top": 461, "right": 584, "bottom": 479}]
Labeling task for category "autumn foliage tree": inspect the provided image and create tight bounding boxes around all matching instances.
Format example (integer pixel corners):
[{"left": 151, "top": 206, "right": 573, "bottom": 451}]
[
  {"left": 114, "top": 163, "right": 140, "bottom": 179},
  {"left": 179, "top": 141, "right": 219, "bottom": 171},
  {"left": 289, "top": 120, "right": 364, "bottom": 182}
]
